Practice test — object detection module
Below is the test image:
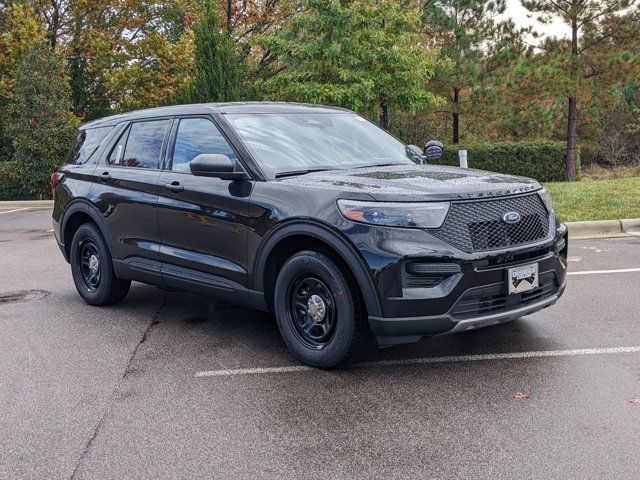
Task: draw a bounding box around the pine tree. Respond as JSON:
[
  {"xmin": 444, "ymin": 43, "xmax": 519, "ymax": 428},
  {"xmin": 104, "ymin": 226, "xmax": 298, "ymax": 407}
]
[
  {"xmin": 422, "ymin": 0, "xmax": 519, "ymax": 144},
  {"xmin": 522, "ymin": 0, "xmax": 637, "ymax": 181},
  {"xmin": 180, "ymin": 1, "xmax": 244, "ymax": 103}
]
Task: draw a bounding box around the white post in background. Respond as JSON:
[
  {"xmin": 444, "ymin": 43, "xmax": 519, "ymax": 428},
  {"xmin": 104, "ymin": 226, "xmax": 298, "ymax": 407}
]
[{"xmin": 458, "ymin": 149, "xmax": 468, "ymax": 168}]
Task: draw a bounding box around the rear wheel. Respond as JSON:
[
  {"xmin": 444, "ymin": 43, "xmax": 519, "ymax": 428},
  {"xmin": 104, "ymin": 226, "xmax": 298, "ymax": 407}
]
[
  {"xmin": 274, "ymin": 251, "xmax": 364, "ymax": 368},
  {"xmin": 70, "ymin": 223, "xmax": 130, "ymax": 306}
]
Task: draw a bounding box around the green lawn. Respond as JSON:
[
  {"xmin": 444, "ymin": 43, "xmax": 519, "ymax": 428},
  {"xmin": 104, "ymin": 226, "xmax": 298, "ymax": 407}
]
[{"xmin": 545, "ymin": 177, "xmax": 640, "ymax": 222}]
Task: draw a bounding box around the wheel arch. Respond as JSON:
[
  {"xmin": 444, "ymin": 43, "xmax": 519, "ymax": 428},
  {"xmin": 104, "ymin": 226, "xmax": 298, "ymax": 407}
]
[
  {"xmin": 252, "ymin": 221, "xmax": 382, "ymax": 317},
  {"xmin": 60, "ymin": 200, "xmax": 116, "ymax": 261}
]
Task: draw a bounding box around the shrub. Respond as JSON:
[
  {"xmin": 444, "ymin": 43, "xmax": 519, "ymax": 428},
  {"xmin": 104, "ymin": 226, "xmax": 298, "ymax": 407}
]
[
  {"xmin": 436, "ymin": 141, "xmax": 579, "ymax": 182},
  {"xmin": 0, "ymin": 160, "xmax": 30, "ymax": 201},
  {"xmin": 579, "ymin": 142, "xmax": 603, "ymax": 166}
]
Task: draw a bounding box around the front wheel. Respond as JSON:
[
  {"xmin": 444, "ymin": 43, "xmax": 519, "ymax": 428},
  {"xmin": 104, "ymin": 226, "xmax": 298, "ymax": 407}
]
[
  {"xmin": 274, "ymin": 251, "xmax": 364, "ymax": 368},
  {"xmin": 70, "ymin": 223, "xmax": 131, "ymax": 306}
]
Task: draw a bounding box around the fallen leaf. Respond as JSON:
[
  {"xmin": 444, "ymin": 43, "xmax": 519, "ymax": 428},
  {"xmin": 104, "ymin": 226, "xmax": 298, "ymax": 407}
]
[
  {"xmin": 630, "ymin": 397, "xmax": 640, "ymax": 404},
  {"xmin": 513, "ymin": 392, "xmax": 531, "ymax": 399}
]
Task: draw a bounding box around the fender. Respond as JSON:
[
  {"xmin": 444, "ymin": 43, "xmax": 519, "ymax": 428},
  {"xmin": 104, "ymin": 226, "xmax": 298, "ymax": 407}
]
[
  {"xmin": 252, "ymin": 220, "xmax": 382, "ymax": 317},
  {"xmin": 60, "ymin": 199, "xmax": 117, "ymax": 261}
]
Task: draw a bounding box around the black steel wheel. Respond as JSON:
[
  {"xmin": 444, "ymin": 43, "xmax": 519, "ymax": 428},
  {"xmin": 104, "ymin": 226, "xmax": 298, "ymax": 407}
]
[
  {"xmin": 274, "ymin": 250, "xmax": 365, "ymax": 368},
  {"xmin": 78, "ymin": 239, "xmax": 102, "ymax": 292},
  {"xmin": 288, "ymin": 276, "xmax": 337, "ymax": 348},
  {"xmin": 70, "ymin": 223, "xmax": 130, "ymax": 306}
]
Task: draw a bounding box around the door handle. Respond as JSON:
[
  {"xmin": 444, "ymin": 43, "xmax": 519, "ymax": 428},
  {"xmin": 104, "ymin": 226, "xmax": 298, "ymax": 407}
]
[
  {"xmin": 164, "ymin": 181, "xmax": 184, "ymax": 193},
  {"xmin": 99, "ymin": 172, "xmax": 111, "ymax": 182}
]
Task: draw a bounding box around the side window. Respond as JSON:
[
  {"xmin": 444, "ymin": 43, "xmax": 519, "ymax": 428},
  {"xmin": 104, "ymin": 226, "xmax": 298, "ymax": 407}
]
[
  {"xmin": 171, "ymin": 118, "xmax": 237, "ymax": 172},
  {"xmin": 108, "ymin": 119, "xmax": 169, "ymax": 168},
  {"xmin": 108, "ymin": 127, "xmax": 129, "ymax": 166},
  {"xmin": 68, "ymin": 126, "xmax": 113, "ymax": 165}
]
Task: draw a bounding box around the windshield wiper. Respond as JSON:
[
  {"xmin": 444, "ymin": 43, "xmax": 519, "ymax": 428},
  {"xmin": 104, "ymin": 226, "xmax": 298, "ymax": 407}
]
[
  {"xmin": 275, "ymin": 163, "xmax": 403, "ymax": 178},
  {"xmin": 351, "ymin": 162, "xmax": 404, "ymax": 169},
  {"xmin": 274, "ymin": 168, "xmax": 331, "ymax": 178}
]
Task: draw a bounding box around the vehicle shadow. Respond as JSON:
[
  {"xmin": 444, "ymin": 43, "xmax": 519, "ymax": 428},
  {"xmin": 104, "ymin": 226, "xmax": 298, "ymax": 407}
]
[{"xmin": 136, "ymin": 284, "xmax": 567, "ymax": 367}]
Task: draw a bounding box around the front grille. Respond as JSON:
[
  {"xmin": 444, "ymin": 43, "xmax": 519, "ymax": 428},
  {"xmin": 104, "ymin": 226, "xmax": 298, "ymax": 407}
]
[
  {"xmin": 430, "ymin": 194, "xmax": 551, "ymax": 252},
  {"xmin": 474, "ymin": 246, "xmax": 552, "ymax": 270},
  {"xmin": 451, "ymin": 272, "xmax": 557, "ymax": 320}
]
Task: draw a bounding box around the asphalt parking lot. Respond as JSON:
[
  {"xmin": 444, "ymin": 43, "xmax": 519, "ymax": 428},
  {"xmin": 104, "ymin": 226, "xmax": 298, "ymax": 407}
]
[{"xmin": 1, "ymin": 207, "xmax": 639, "ymax": 479}]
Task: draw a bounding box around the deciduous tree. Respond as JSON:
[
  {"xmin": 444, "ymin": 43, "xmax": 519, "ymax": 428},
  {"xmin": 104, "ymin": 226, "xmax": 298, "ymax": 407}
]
[
  {"xmin": 263, "ymin": 0, "xmax": 440, "ymax": 129},
  {"xmin": 5, "ymin": 43, "xmax": 79, "ymax": 198}
]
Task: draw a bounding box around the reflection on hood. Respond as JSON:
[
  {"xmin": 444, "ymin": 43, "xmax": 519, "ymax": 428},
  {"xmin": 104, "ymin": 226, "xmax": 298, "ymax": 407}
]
[{"xmin": 276, "ymin": 164, "xmax": 540, "ymax": 201}]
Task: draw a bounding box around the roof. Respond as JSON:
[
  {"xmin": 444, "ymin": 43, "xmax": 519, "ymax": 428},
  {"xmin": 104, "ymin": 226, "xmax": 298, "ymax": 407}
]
[{"xmin": 81, "ymin": 102, "xmax": 352, "ymax": 129}]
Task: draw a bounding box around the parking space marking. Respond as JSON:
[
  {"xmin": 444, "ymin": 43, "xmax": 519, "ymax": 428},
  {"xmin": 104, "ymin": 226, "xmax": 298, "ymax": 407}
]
[
  {"xmin": 195, "ymin": 346, "xmax": 640, "ymax": 378},
  {"xmin": 0, "ymin": 208, "xmax": 30, "ymax": 215},
  {"xmin": 568, "ymin": 268, "xmax": 640, "ymax": 276}
]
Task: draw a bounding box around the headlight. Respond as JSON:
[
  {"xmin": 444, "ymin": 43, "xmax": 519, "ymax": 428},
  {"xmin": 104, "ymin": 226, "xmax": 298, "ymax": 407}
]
[
  {"xmin": 538, "ymin": 187, "xmax": 553, "ymax": 212},
  {"xmin": 337, "ymin": 200, "xmax": 450, "ymax": 228}
]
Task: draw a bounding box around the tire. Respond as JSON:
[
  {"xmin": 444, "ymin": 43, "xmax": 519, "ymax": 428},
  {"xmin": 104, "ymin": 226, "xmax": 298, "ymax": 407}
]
[
  {"xmin": 70, "ymin": 223, "xmax": 130, "ymax": 306},
  {"xmin": 274, "ymin": 250, "xmax": 365, "ymax": 368}
]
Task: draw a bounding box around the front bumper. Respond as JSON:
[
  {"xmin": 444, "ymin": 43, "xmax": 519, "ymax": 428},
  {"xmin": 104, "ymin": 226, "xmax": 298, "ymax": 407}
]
[
  {"xmin": 370, "ymin": 281, "xmax": 565, "ymax": 346},
  {"xmin": 362, "ymin": 222, "xmax": 568, "ymax": 346}
]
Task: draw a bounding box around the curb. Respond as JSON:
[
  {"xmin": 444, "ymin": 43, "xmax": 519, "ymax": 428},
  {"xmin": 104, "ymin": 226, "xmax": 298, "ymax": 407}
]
[
  {"xmin": 0, "ymin": 200, "xmax": 54, "ymax": 208},
  {"xmin": 567, "ymin": 218, "xmax": 640, "ymax": 239}
]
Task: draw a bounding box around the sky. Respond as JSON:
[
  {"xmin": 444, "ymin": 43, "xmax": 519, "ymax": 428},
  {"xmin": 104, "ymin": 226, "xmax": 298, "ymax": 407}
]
[{"xmin": 502, "ymin": 0, "xmax": 571, "ymax": 39}]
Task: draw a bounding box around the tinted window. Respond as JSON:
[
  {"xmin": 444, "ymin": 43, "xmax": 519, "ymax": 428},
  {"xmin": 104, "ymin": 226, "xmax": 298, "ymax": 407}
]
[
  {"xmin": 108, "ymin": 120, "xmax": 169, "ymax": 168},
  {"xmin": 108, "ymin": 127, "xmax": 129, "ymax": 166},
  {"xmin": 68, "ymin": 126, "xmax": 113, "ymax": 165},
  {"xmin": 171, "ymin": 118, "xmax": 236, "ymax": 172}
]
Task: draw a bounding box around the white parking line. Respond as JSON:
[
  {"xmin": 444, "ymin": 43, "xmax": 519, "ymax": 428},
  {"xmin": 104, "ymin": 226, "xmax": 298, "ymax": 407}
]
[
  {"xmin": 195, "ymin": 346, "xmax": 640, "ymax": 378},
  {"xmin": 568, "ymin": 268, "xmax": 640, "ymax": 276},
  {"xmin": 0, "ymin": 208, "xmax": 30, "ymax": 215}
]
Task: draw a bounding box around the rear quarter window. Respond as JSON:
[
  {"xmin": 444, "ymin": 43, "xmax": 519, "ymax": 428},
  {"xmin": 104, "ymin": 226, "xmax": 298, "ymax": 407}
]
[{"xmin": 68, "ymin": 126, "xmax": 113, "ymax": 165}]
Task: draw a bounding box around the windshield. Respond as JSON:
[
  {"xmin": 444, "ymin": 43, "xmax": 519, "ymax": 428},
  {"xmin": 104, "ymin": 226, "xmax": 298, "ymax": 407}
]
[{"xmin": 225, "ymin": 112, "xmax": 417, "ymax": 177}]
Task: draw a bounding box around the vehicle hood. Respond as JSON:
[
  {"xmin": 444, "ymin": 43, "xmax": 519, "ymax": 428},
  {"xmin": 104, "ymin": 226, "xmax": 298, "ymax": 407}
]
[{"xmin": 275, "ymin": 164, "xmax": 541, "ymax": 201}]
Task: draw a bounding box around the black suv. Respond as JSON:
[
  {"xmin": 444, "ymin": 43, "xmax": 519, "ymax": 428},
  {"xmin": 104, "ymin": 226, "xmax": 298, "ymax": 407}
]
[{"xmin": 52, "ymin": 102, "xmax": 567, "ymax": 367}]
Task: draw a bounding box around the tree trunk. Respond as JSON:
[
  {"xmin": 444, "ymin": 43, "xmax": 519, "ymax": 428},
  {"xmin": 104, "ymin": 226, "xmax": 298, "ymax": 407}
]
[
  {"xmin": 379, "ymin": 103, "xmax": 389, "ymax": 130},
  {"xmin": 452, "ymin": 87, "xmax": 460, "ymax": 144},
  {"xmin": 566, "ymin": 94, "xmax": 578, "ymax": 181},
  {"xmin": 565, "ymin": 15, "xmax": 579, "ymax": 182},
  {"xmin": 227, "ymin": 0, "xmax": 233, "ymax": 35},
  {"xmin": 49, "ymin": 3, "xmax": 60, "ymax": 50}
]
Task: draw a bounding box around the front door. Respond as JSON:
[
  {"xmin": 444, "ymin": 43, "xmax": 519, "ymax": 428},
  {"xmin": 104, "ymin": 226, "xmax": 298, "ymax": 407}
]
[{"xmin": 156, "ymin": 116, "xmax": 252, "ymax": 302}]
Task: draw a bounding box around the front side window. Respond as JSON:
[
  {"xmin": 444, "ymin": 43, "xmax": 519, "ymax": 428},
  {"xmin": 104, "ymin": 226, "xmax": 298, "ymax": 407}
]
[
  {"xmin": 108, "ymin": 119, "xmax": 169, "ymax": 168},
  {"xmin": 171, "ymin": 118, "xmax": 237, "ymax": 172},
  {"xmin": 225, "ymin": 113, "xmax": 414, "ymax": 177},
  {"xmin": 68, "ymin": 126, "xmax": 113, "ymax": 165}
]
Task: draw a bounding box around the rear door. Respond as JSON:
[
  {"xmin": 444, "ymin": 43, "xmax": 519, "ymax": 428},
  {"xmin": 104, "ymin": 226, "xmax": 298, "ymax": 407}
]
[
  {"xmin": 156, "ymin": 115, "xmax": 252, "ymax": 300},
  {"xmin": 90, "ymin": 118, "xmax": 170, "ymax": 282}
]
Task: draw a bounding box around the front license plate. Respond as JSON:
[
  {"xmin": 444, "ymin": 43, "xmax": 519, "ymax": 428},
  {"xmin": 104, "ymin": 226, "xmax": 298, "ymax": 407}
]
[{"xmin": 508, "ymin": 263, "xmax": 539, "ymax": 294}]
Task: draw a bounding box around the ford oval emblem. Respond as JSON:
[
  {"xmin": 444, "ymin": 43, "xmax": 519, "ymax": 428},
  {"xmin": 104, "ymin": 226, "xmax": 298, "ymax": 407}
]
[{"xmin": 503, "ymin": 211, "xmax": 521, "ymax": 224}]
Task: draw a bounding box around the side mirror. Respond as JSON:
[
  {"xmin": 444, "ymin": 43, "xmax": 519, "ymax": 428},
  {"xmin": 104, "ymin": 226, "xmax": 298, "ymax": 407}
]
[
  {"xmin": 189, "ymin": 154, "xmax": 249, "ymax": 181},
  {"xmin": 407, "ymin": 145, "xmax": 426, "ymax": 164},
  {"xmin": 424, "ymin": 140, "xmax": 444, "ymax": 162}
]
